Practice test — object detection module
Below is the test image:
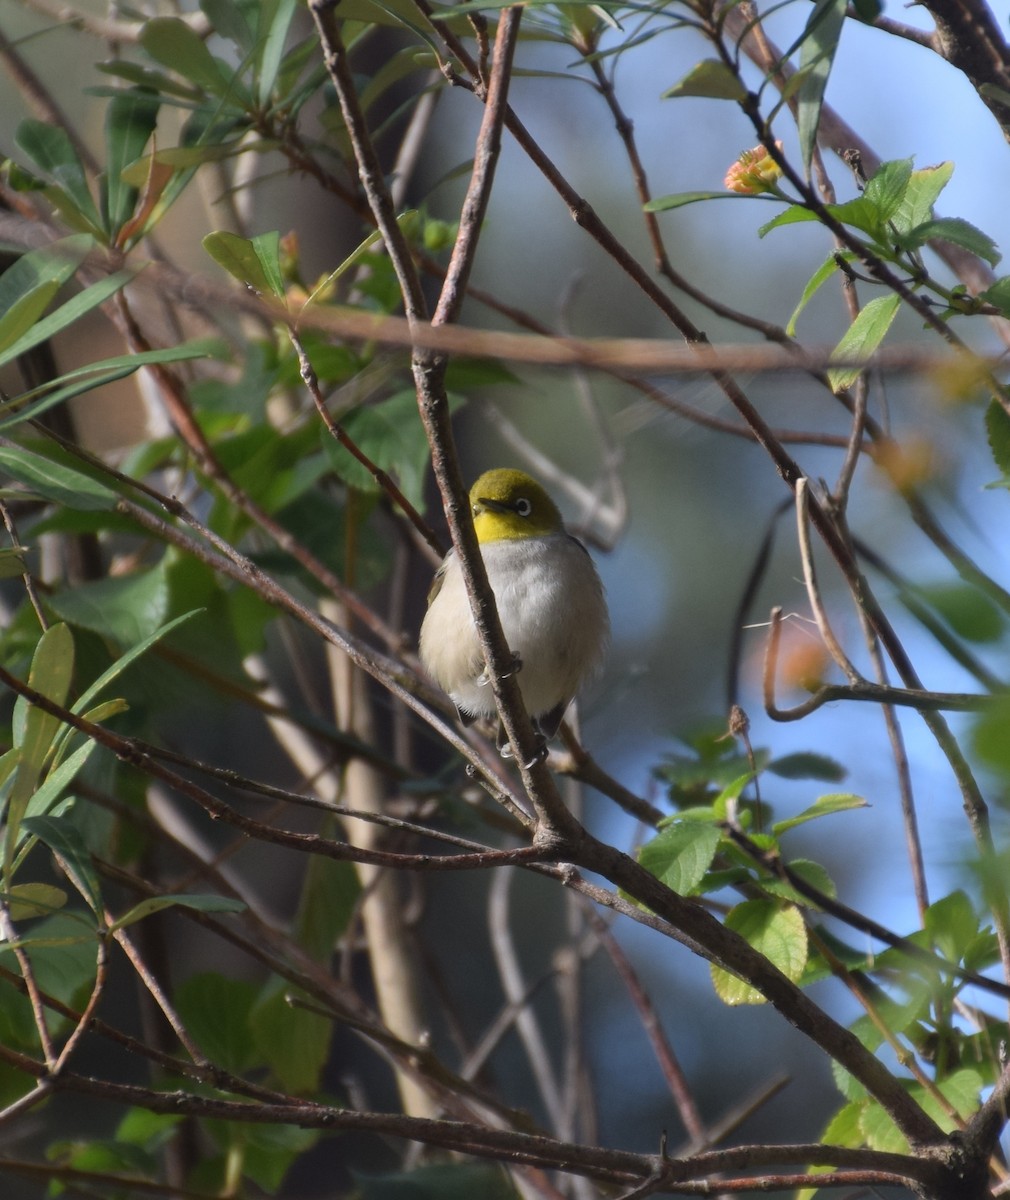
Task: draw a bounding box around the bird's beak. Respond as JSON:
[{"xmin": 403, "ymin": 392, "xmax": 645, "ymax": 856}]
[{"xmin": 474, "ymin": 496, "xmax": 510, "ymax": 515}]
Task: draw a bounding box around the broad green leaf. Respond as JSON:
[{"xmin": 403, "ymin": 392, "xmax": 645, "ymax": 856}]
[
  {"xmin": 772, "ymin": 792, "xmax": 866, "ymax": 836},
  {"xmin": 662, "ymin": 59, "xmax": 746, "ymax": 101},
  {"xmin": 294, "ymin": 855, "xmax": 360, "ymax": 962},
  {"xmin": 140, "ymin": 18, "xmax": 233, "ymax": 97},
  {"xmin": 711, "ymin": 901, "xmax": 808, "ymax": 1005},
  {"xmin": 919, "ymin": 581, "xmax": 1004, "ymax": 644},
  {"xmin": 0, "ymin": 269, "xmax": 138, "ymax": 371},
  {"xmin": 46, "ymin": 562, "xmax": 171, "ymax": 646},
  {"xmin": 203, "ymin": 230, "xmax": 285, "ymax": 297},
  {"xmin": 103, "ymin": 88, "xmax": 161, "ymax": 233},
  {"xmin": 110, "ymin": 893, "xmax": 246, "ymax": 931},
  {"xmin": 892, "ymin": 162, "xmax": 953, "ymax": 234},
  {"xmin": 3, "ymin": 882, "xmax": 67, "ymax": 921},
  {"xmin": 862, "ymin": 157, "xmax": 914, "ymax": 225},
  {"xmin": 762, "ymin": 858, "xmax": 837, "ymax": 904},
  {"xmin": 981, "ymin": 277, "xmax": 1010, "ymax": 319},
  {"xmin": 924, "ymin": 890, "xmax": 978, "ymax": 963},
  {"xmin": 250, "ymin": 979, "xmax": 331, "ymax": 1093},
  {"xmin": 902, "ymin": 216, "xmax": 1001, "ymax": 267},
  {"xmin": 638, "ymin": 822, "xmax": 721, "ymax": 895},
  {"xmin": 827, "ymin": 293, "xmax": 901, "ymax": 392},
  {"xmin": 767, "ymin": 752, "xmax": 845, "ymax": 782},
  {"xmin": 14, "ymin": 120, "xmax": 102, "ymax": 231},
  {"xmin": 0, "ymin": 912, "xmax": 99, "ymax": 1007},
  {"xmin": 0, "ymin": 548, "xmax": 27, "ymax": 580},
  {"xmin": 0, "ymin": 446, "xmax": 116, "ymax": 511},
  {"xmin": 20, "ymin": 816, "xmax": 102, "ymax": 914},
  {"xmin": 795, "ymin": 0, "xmax": 846, "ymax": 173},
  {"xmin": 985, "ymin": 397, "xmax": 1010, "ymax": 477},
  {"xmin": 175, "ymin": 973, "xmax": 259, "ymax": 1071},
  {"xmin": 796, "ymin": 1102, "xmax": 864, "ymax": 1198}
]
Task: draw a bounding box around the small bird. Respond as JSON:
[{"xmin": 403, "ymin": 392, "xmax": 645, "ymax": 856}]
[{"xmin": 419, "ymin": 468, "xmax": 609, "ymax": 756}]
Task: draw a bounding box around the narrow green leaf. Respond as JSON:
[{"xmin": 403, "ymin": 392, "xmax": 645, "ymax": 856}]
[
  {"xmin": 21, "ymin": 816, "xmax": 102, "ymax": 914},
  {"xmin": 140, "ymin": 18, "xmax": 233, "ymax": 97},
  {"xmin": 638, "ymin": 822, "xmax": 721, "ymax": 895},
  {"xmin": 200, "ymin": 0, "xmax": 254, "ymax": 53},
  {"xmin": 645, "ymin": 191, "xmax": 765, "ymax": 213},
  {"xmin": 772, "ymin": 792, "xmax": 867, "ymax": 836},
  {"xmin": 14, "ymin": 120, "xmax": 102, "ymax": 230},
  {"xmin": 110, "ymin": 893, "xmax": 246, "ymax": 931},
  {"xmin": 796, "ymin": 0, "xmax": 846, "ymax": 173},
  {"xmin": 661, "ymin": 59, "xmax": 746, "ymax": 101},
  {"xmin": 0, "ymin": 445, "xmax": 116, "ymax": 511},
  {"xmin": 711, "ymin": 901, "xmax": 808, "ymax": 1005},
  {"xmin": 6, "ymin": 625, "xmax": 76, "ymax": 881},
  {"xmin": 759, "ymin": 204, "xmax": 818, "ymax": 237},
  {"xmin": 0, "ymin": 548, "xmax": 28, "ymax": 580},
  {"xmin": 0, "ymin": 282, "xmax": 60, "ymax": 356},
  {"xmin": 0, "ymin": 269, "xmax": 138, "ymax": 371},
  {"xmin": 103, "ymin": 88, "xmax": 162, "ymax": 233},
  {"xmin": 827, "ymin": 293, "xmax": 901, "ymax": 392},
  {"xmin": 258, "ymin": 0, "xmax": 297, "ymax": 106},
  {"xmin": 0, "ymin": 341, "xmax": 219, "ymax": 432},
  {"xmin": 203, "ymin": 230, "xmax": 285, "ymax": 297},
  {"xmin": 784, "ymin": 251, "xmax": 850, "ymax": 335}
]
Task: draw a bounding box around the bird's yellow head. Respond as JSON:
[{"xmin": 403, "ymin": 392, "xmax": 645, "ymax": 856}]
[{"xmin": 469, "ymin": 469, "xmax": 564, "ymax": 543}]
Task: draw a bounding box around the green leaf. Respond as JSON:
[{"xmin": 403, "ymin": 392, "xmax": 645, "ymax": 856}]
[
  {"xmin": 902, "ymin": 217, "xmax": 1001, "ymax": 267},
  {"xmin": 14, "ymin": 120, "xmax": 102, "ymax": 231},
  {"xmin": 861, "ymin": 158, "xmax": 913, "ymax": 225},
  {"xmin": 796, "ymin": 0, "xmax": 846, "ymax": 173},
  {"xmin": 924, "ymin": 890, "xmax": 978, "ymax": 963},
  {"xmin": 20, "ymin": 816, "xmax": 102, "ymax": 914},
  {"xmin": 140, "ymin": 18, "xmax": 233, "ymax": 97},
  {"xmin": 784, "ymin": 251, "xmax": 852, "ymax": 336},
  {"xmin": 827, "ymin": 293, "xmax": 901, "ymax": 393},
  {"xmin": 772, "ymin": 792, "xmax": 867, "ymax": 836},
  {"xmin": 294, "ymin": 855, "xmax": 361, "ymax": 962},
  {"xmin": 767, "ymin": 752, "xmax": 846, "ymax": 782},
  {"xmin": 201, "ymin": 0, "xmax": 254, "ymax": 53},
  {"xmin": 0, "ymin": 445, "xmax": 116, "ymax": 511},
  {"xmin": 46, "ymin": 562, "xmax": 172, "ymax": 646},
  {"xmin": 103, "ymin": 88, "xmax": 161, "ymax": 233},
  {"xmin": 711, "ymin": 901, "xmax": 808, "ymax": 1005},
  {"xmin": 175, "ymin": 972, "xmax": 259, "ymax": 1072},
  {"xmin": 918, "ymin": 581, "xmax": 1005, "ymax": 644},
  {"xmin": 6, "ymin": 624, "xmax": 75, "ymax": 881},
  {"xmin": 0, "ymin": 340, "xmax": 220, "ymax": 431},
  {"xmin": 250, "ymin": 979, "xmax": 331, "ymax": 1093},
  {"xmin": 203, "ymin": 230, "xmax": 285, "ymax": 297},
  {"xmin": 759, "ymin": 203, "xmax": 820, "ymax": 237},
  {"xmin": 0, "ymin": 281, "xmax": 60, "ymax": 357},
  {"xmin": 980, "ymin": 277, "xmax": 1010, "ymax": 319},
  {"xmin": 3, "ymin": 882, "xmax": 68, "ymax": 921},
  {"xmin": 645, "ymin": 190, "xmax": 768, "ymax": 213},
  {"xmin": 661, "ymin": 59, "xmax": 746, "ymax": 101},
  {"xmin": 892, "ymin": 161, "xmax": 953, "ymax": 234},
  {"xmin": 258, "ymin": 0, "xmax": 298, "ymax": 106},
  {"xmin": 110, "ymin": 893, "xmax": 246, "ymax": 931},
  {"xmin": 0, "ymin": 235, "xmax": 94, "ymax": 355},
  {"xmin": 0, "ymin": 269, "xmax": 138, "ymax": 371},
  {"xmin": 971, "ymin": 693, "xmax": 1010, "ymax": 775},
  {"xmin": 638, "ymin": 822, "xmax": 721, "ymax": 895},
  {"xmin": 985, "ymin": 397, "xmax": 1010, "ymax": 477},
  {"xmin": 762, "ymin": 858, "xmax": 837, "ymax": 905}
]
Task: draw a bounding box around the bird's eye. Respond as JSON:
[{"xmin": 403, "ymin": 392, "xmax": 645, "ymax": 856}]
[{"xmin": 514, "ymin": 497, "xmax": 532, "ymax": 517}]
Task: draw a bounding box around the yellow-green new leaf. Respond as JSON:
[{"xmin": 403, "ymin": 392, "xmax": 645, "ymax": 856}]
[{"xmin": 711, "ymin": 901, "xmax": 808, "ymax": 1005}]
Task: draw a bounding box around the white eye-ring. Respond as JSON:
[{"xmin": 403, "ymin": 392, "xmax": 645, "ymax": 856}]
[{"xmin": 514, "ymin": 497, "xmax": 532, "ymax": 517}]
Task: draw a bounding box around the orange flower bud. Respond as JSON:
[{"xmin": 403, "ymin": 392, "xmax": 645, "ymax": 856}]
[{"xmin": 724, "ymin": 141, "xmax": 784, "ymax": 194}]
